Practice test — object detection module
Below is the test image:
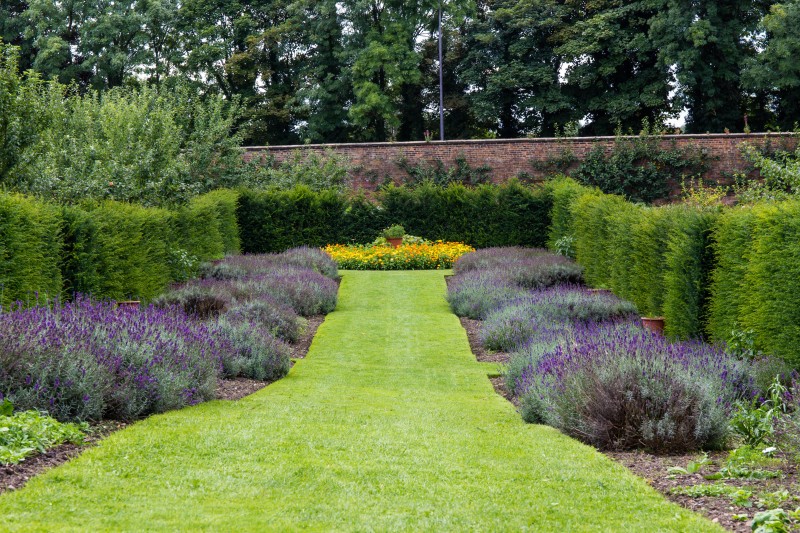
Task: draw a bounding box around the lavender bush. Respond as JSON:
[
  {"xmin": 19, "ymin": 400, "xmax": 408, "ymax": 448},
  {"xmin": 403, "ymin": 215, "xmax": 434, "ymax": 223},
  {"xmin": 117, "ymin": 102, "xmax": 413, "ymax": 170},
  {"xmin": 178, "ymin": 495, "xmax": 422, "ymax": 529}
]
[
  {"xmin": 152, "ymin": 281, "xmax": 233, "ymax": 318},
  {"xmin": 453, "ymin": 247, "xmax": 583, "ymax": 288},
  {"xmin": 212, "ymin": 247, "xmax": 338, "ymax": 280},
  {"xmin": 0, "ymin": 299, "xmax": 223, "ymax": 421},
  {"xmin": 514, "ymin": 322, "xmax": 755, "ymax": 453},
  {"xmin": 480, "ymin": 287, "xmax": 638, "ymax": 352},
  {"xmin": 230, "ymin": 268, "xmax": 338, "ymax": 316},
  {"xmin": 452, "ymin": 247, "xmax": 551, "ymax": 274},
  {"xmin": 225, "ymin": 298, "xmax": 302, "ymax": 343},
  {"xmin": 446, "ymin": 270, "xmax": 524, "ymax": 320},
  {"xmin": 213, "ymin": 318, "xmax": 291, "ymax": 381}
]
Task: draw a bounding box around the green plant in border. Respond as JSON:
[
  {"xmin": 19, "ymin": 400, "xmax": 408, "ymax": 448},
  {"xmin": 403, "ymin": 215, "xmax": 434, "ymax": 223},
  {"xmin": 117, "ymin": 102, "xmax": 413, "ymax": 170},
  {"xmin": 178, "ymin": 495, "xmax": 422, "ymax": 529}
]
[
  {"xmin": 751, "ymin": 508, "xmax": 791, "ymax": 533},
  {"xmin": 382, "ymin": 224, "xmax": 405, "ymax": 239}
]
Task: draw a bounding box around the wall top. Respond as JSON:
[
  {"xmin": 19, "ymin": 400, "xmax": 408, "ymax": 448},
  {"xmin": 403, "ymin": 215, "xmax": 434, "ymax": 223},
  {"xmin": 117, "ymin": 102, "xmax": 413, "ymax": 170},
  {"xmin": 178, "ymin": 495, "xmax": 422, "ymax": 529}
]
[{"xmin": 243, "ymin": 132, "xmax": 797, "ymax": 151}]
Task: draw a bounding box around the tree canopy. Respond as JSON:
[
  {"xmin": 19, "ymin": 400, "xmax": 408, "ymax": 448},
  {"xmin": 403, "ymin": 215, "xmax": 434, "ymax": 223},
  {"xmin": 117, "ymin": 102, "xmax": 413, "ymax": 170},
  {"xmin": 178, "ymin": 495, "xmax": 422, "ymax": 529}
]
[{"xmin": 3, "ymin": 0, "xmax": 797, "ymax": 143}]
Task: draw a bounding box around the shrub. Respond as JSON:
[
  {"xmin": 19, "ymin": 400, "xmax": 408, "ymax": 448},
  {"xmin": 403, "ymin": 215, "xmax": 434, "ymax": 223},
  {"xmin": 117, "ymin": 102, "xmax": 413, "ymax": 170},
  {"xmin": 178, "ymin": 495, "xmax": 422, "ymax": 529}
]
[
  {"xmin": 481, "ymin": 287, "xmax": 638, "ymax": 352},
  {"xmin": 225, "ymin": 299, "xmax": 302, "ymax": 343},
  {"xmin": 152, "ymin": 281, "xmax": 233, "ymax": 319},
  {"xmin": 0, "ymin": 193, "xmax": 63, "ymax": 307},
  {"xmin": 446, "ymin": 270, "xmax": 524, "ymax": 320},
  {"xmin": 231, "ymin": 268, "xmax": 338, "ymax": 316},
  {"xmin": 0, "ymin": 299, "xmax": 222, "ymax": 422},
  {"xmin": 213, "ymin": 318, "xmax": 291, "ymax": 381},
  {"xmin": 452, "ymin": 247, "xmax": 550, "ymax": 274},
  {"xmin": 515, "ymin": 322, "xmax": 753, "ymax": 453},
  {"xmin": 545, "ymin": 176, "xmax": 595, "ymax": 249},
  {"xmin": 279, "ymin": 246, "xmax": 339, "ymax": 279},
  {"xmin": 61, "ymin": 201, "xmax": 174, "ymax": 301}
]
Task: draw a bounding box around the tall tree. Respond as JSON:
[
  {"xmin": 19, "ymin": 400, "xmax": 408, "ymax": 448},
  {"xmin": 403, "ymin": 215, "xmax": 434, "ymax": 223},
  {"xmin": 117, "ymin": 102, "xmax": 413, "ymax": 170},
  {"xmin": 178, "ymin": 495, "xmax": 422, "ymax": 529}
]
[
  {"xmin": 650, "ymin": 0, "xmax": 765, "ymax": 133},
  {"xmin": 742, "ymin": 0, "xmax": 800, "ymax": 130}
]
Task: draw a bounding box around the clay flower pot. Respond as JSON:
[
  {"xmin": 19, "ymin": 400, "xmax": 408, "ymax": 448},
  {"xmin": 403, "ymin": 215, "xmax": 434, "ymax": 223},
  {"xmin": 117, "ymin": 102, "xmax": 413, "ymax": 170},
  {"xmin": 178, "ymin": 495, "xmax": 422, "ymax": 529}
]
[
  {"xmin": 641, "ymin": 316, "xmax": 665, "ymax": 336},
  {"xmin": 387, "ymin": 237, "xmax": 403, "ymax": 248}
]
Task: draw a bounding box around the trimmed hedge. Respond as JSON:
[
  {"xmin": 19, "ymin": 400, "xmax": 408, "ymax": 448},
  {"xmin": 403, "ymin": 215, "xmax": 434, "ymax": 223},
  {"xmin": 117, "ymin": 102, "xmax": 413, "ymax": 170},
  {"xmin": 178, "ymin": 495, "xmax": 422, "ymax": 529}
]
[
  {"xmin": 0, "ymin": 194, "xmax": 63, "ymax": 306},
  {"xmin": 551, "ymin": 179, "xmax": 720, "ymax": 340},
  {"xmin": 708, "ymin": 203, "xmax": 800, "ymax": 365},
  {"xmin": 2, "ymin": 189, "xmax": 240, "ymax": 303},
  {"xmin": 237, "ymin": 181, "xmax": 552, "ymax": 253}
]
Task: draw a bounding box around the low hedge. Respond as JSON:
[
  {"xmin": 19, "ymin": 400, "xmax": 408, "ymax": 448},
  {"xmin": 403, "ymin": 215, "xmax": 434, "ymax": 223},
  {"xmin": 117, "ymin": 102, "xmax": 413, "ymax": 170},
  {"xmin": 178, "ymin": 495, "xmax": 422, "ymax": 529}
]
[
  {"xmin": 237, "ymin": 181, "xmax": 553, "ymax": 253},
  {"xmin": 2, "ymin": 189, "xmax": 240, "ymax": 303}
]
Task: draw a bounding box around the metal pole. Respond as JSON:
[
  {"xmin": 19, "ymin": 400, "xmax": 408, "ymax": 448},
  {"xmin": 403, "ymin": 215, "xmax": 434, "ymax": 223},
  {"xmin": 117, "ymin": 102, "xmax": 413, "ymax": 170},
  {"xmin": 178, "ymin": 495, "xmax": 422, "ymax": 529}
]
[{"xmin": 438, "ymin": 2, "xmax": 444, "ymax": 141}]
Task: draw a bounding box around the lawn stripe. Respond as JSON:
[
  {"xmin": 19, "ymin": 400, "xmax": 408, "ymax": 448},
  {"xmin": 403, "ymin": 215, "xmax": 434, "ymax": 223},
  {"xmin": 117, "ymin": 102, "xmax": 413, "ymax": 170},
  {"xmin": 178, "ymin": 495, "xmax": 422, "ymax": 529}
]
[{"xmin": 0, "ymin": 271, "xmax": 719, "ymax": 532}]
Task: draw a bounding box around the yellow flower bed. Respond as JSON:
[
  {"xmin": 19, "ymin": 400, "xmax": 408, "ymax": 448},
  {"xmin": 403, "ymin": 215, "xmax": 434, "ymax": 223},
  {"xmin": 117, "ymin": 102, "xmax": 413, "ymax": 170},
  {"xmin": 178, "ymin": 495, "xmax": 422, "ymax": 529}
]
[{"xmin": 323, "ymin": 242, "xmax": 475, "ymax": 270}]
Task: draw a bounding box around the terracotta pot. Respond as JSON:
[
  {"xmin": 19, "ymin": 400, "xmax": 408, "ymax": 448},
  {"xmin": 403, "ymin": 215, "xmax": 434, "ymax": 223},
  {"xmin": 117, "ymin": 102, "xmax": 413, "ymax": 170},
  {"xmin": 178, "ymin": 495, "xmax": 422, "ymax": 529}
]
[
  {"xmin": 641, "ymin": 316, "xmax": 665, "ymax": 335},
  {"xmin": 387, "ymin": 237, "xmax": 403, "ymax": 248},
  {"xmin": 117, "ymin": 300, "xmax": 141, "ymax": 310}
]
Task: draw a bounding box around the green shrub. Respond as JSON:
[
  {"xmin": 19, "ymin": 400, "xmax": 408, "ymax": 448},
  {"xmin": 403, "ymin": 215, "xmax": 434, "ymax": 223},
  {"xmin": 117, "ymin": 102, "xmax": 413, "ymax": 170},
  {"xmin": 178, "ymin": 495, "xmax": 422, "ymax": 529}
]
[
  {"xmin": 176, "ymin": 189, "xmax": 241, "ymax": 263},
  {"xmin": 707, "ymin": 207, "xmax": 757, "ymax": 344},
  {"xmin": 61, "ymin": 201, "xmax": 174, "ymax": 300},
  {"xmin": 545, "ymin": 176, "xmax": 595, "ymax": 249},
  {"xmin": 740, "ymin": 201, "xmax": 800, "ymax": 365},
  {"xmin": 0, "ymin": 193, "xmax": 62, "ymax": 306},
  {"xmin": 570, "ymin": 191, "xmax": 624, "ymax": 288},
  {"xmin": 662, "ymin": 206, "xmax": 718, "ymax": 339}
]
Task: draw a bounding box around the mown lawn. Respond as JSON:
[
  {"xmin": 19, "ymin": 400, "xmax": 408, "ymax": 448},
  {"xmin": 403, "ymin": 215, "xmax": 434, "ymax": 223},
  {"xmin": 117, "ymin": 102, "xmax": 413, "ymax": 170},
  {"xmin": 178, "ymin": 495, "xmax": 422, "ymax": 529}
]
[{"xmin": 0, "ymin": 271, "xmax": 719, "ymax": 531}]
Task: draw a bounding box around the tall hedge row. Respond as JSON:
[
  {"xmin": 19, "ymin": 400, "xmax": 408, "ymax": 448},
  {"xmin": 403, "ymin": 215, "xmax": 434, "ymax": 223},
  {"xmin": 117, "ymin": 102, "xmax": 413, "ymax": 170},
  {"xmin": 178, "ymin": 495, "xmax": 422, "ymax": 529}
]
[
  {"xmin": 0, "ymin": 194, "xmax": 63, "ymax": 307},
  {"xmin": 551, "ymin": 177, "xmax": 800, "ymax": 366},
  {"xmin": 549, "ymin": 179, "xmax": 720, "ymax": 338},
  {"xmin": 1, "ymin": 190, "xmax": 240, "ymax": 303},
  {"xmin": 709, "ymin": 203, "xmax": 800, "ymax": 364},
  {"xmin": 237, "ymin": 181, "xmax": 553, "ymax": 253}
]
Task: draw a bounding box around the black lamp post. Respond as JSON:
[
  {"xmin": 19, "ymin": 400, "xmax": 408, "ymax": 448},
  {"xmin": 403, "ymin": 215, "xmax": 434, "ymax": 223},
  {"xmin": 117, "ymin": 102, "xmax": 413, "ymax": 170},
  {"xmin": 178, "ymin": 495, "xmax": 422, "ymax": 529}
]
[{"xmin": 438, "ymin": 1, "xmax": 444, "ymax": 141}]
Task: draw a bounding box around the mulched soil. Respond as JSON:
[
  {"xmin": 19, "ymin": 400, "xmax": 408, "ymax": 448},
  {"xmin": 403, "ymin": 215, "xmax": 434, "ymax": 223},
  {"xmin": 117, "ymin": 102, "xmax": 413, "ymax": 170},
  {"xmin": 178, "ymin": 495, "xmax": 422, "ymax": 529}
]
[
  {"xmin": 459, "ymin": 317, "xmax": 509, "ymax": 364},
  {"xmin": 0, "ymin": 420, "xmax": 126, "ymax": 496},
  {"xmin": 291, "ymin": 315, "xmax": 325, "ymax": 360},
  {"xmin": 608, "ymin": 450, "xmax": 800, "ymax": 532}
]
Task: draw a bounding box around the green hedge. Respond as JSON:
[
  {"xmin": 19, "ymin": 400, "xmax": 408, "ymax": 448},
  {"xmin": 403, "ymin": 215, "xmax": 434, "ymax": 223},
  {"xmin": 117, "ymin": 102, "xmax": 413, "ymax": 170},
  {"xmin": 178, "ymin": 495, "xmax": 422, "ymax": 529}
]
[
  {"xmin": 708, "ymin": 203, "xmax": 800, "ymax": 365},
  {"xmin": 551, "ymin": 179, "xmax": 719, "ymax": 340},
  {"xmin": 0, "ymin": 194, "xmax": 63, "ymax": 306},
  {"xmin": 2, "ymin": 189, "xmax": 239, "ymax": 303},
  {"xmin": 237, "ymin": 181, "xmax": 552, "ymax": 253}
]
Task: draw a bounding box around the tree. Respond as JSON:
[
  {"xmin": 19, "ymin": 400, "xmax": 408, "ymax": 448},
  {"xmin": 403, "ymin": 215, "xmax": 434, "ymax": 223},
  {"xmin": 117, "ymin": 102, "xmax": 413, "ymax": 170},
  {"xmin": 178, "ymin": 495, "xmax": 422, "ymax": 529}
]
[
  {"xmin": 650, "ymin": 0, "xmax": 764, "ymax": 133},
  {"xmin": 743, "ymin": 0, "xmax": 800, "ymax": 130}
]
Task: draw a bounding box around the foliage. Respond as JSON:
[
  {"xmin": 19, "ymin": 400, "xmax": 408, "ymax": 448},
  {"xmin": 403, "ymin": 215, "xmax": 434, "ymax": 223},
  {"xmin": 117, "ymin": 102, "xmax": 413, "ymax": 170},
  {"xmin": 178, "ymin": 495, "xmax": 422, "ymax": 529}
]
[
  {"xmin": 247, "ymin": 151, "xmax": 352, "ymax": 192},
  {"xmin": 0, "ymin": 49, "xmax": 247, "ymax": 207},
  {"xmin": 382, "ymin": 225, "xmax": 406, "ymax": 239},
  {"xmin": 0, "ymin": 409, "xmax": 86, "ymax": 465},
  {"xmin": 212, "ymin": 317, "xmax": 292, "ymax": 381},
  {"xmin": 0, "ymin": 193, "xmax": 62, "ymax": 307},
  {"xmin": 324, "ymin": 242, "xmax": 474, "ymax": 270},
  {"xmin": 395, "ymin": 155, "xmax": 492, "ymax": 187},
  {"xmin": 515, "ymin": 321, "xmax": 754, "ymax": 452},
  {"xmin": 237, "ymin": 181, "xmax": 553, "ymax": 253},
  {"xmin": 729, "ymin": 377, "xmax": 788, "ymax": 447},
  {"xmin": 0, "ymin": 298, "xmax": 223, "ymax": 421},
  {"xmin": 572, "ymin": 131, "xmax": 711, "ymax": 203}
]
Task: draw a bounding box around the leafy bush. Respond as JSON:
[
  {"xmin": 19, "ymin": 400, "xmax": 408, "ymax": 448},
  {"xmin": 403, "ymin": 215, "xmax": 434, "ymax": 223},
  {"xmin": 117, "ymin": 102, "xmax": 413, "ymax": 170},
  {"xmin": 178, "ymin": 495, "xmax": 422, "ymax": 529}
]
[
  {"xmin": 452, "ymin": 247, "xmax": 550, "ymax": 274},
  {"xmin": 515, "ymin": 322, "xmax": 753, "ymax": 453},
  {"xmin": 545, "ymin": 176, "xmax": 596, "ymax": 249},
  {"xmin": 395, "ymin": 155, "xmax": 492, "ymax": 187},
  {"xmin": 230, "ymin": 268, "xmax": 338, "ymax": 316},
  {"xmin": 152, "ymin": 281, "xmax": 233, "ymax": 319},
  {"xmin": 247, "ymin": 150, "xmax": 352, "ymax": 191},
  {"xmin": 446, "ymin": 270, "xmax": 525, "ymax": 320},
  {"xmin": 225, "ymin": 299, "xmax": 302, "ymax": 344},
  {"xmin": 0, "ymin": 408, "xmax": 86, "ymax": 465},
  {"xmin": 212, "ymin": 318, "xmax": 291, "ymax": 381}
]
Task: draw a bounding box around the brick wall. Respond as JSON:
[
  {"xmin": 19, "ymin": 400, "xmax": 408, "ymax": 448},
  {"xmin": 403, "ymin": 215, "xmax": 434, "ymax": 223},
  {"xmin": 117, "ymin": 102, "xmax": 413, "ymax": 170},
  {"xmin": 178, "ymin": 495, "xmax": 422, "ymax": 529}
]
[{"xmin": 243, "ymin": 133, "xmax": 797, "ymax": 194}]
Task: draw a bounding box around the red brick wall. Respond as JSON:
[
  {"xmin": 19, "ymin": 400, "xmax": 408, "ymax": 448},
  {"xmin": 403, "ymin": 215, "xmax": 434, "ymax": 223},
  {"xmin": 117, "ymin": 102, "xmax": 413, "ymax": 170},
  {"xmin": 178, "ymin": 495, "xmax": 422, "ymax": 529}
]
[{"xmin": 243, "ymin": 133, "xmax": 797, "ymax": 194}]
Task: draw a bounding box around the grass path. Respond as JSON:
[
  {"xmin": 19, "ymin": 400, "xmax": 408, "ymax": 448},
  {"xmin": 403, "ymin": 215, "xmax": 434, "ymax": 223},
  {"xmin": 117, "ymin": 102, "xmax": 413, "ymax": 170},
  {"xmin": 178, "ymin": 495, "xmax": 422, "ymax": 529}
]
[{"xmin": 0, "ymin": 271, "xmax": 719, "ymax": 531}]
